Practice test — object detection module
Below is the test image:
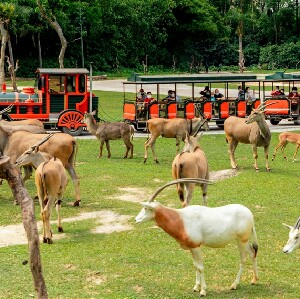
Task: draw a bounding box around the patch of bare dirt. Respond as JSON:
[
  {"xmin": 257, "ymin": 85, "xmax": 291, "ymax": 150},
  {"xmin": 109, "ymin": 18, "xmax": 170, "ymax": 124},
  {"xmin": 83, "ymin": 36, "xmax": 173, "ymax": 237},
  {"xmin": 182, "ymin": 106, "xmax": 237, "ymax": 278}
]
[
  {"xmin": 209, "ymin": 169, "xmax": 238, "ymax": 181},
  {"xmin": 86, "ymin": 272, "xmax": 107, "ymax": 285},
  {"xmin": 116, "ymin": 187, "xmax": 151, "ymax": 202},
  {"xmin": 0, "ymin": 210, "xmax": 133, "ymax": 248}
]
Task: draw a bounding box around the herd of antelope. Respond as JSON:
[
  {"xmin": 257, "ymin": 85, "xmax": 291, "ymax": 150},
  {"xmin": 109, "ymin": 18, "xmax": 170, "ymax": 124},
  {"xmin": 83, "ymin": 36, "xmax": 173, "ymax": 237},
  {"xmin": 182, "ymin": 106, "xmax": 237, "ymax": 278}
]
[{"xmin": 3, "ymin": 102, "xmax": 300, "ymax": 296}]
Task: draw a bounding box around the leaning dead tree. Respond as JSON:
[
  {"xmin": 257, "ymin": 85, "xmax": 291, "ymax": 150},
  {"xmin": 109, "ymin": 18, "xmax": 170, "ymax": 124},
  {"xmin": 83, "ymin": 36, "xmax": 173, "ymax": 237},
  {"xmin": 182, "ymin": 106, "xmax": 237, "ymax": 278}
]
[
  {"xmin": 36, "ymin": 0, "xmax": 67, "ymax": 68},
  {"xmin": 0, "ymin": 156, "xmax": 48, "ymax": 298},
  {"xmin": 6, "ymin": 55, "xmax": 18, "ymax": 91}
]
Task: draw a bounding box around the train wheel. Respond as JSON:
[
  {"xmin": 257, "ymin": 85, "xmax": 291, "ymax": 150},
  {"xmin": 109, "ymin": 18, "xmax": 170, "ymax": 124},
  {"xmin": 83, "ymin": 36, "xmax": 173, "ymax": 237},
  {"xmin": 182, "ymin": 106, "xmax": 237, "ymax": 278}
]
[
  {"xmin": 270, "ymin": 118, "xmax": 280, "ymax": 125},
  {"xmin": 58, "ymin": 110, "xmax": 84, "ymax": 136}
]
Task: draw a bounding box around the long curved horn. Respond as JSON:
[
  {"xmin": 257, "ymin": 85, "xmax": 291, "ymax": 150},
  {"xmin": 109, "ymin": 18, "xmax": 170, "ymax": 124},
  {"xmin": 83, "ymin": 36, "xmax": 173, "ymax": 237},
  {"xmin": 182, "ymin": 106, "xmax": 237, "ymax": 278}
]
[
  {"xmin": 0, "ymin": 104, "xmax": 14, "ymax": 115},
  {"xmin": 148, "ymin": 178, "xmax": 213, "ymax": 202},
  {"xmin": 294, "ymin": 216, "xmax": 300, "ymax": 229},
  {"xmin": 30, "ymin": 133, "xmax": 55, "ymax": 150},
  {"xmin": 256, "ymin": 101, "xmax": 279, "ymax": 111},
  {"xmin": 193, "ymin": 118, "xmax": 209, "ymax": 136}
]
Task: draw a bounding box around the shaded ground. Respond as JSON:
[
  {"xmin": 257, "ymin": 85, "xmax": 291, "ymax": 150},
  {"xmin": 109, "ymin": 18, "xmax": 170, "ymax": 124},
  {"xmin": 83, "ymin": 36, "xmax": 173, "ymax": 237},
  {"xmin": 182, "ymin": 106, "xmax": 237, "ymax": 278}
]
[{"xmin": 0, "ymin": 169, "xmax": 237, "ymax": 247}]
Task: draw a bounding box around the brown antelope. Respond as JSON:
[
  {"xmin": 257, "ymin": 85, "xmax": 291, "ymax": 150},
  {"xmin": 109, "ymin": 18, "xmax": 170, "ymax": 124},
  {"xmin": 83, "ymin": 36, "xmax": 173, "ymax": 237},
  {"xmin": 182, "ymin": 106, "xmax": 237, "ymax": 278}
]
[
  {"xmin": 172, "ymin": 133, "xmax": 209, "ymax": 206},
  {"xmin": 0, "ymin": 126, "xmax": 80, "ymax": 206},
  {"xmin": 15, "ymin": 133, "xmax": 55, "ymax": 168},
  {"xmin": 144, "ymin": 116, "xmax": 209, "ymax": 164},
  {"xmin": 35, "ymin": 157, "xmax": 68, "ymax": 244},
  {"xmin": 272, "ymin": 131, "xmax": 300, "ymax": 162},
  {"xmin": 83, "ymin": 111, "xmax": 134, "ymax": 159},
  {"xmin": 16, "ymin": 134, "xmax": 69, "ymax": 243},
  {"xmin": 224, "ymin": 102, "xmax": 275, "ymax": 171},
  {"xmin": 135, "ymin": 179, "xmax": 258, "ymax": 297},
  {"xmin": 0, "ymin": 104, "xmax": 44, "ymax": 128}
]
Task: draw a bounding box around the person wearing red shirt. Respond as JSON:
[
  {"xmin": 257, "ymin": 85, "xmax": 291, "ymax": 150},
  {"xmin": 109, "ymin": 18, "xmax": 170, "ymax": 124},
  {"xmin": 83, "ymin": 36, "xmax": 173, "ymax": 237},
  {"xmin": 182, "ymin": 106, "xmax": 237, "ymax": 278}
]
[
  {"xmin": 271, "ymin": 86, "xmax": 282, "ymax": 96},
  {"xmin": 289, "ymin": 87, "xmax": 300, "ymax": 98}
]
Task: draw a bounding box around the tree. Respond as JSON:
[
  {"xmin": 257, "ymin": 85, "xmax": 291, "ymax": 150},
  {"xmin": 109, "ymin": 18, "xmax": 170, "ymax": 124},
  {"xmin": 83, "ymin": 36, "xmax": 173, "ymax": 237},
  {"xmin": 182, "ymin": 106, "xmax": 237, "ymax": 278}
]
[
  {"xmin": 36, "ymin": 0, "xmax": 67, "ymax": 68},
  {"xmin": 0, "ymin": 3, "xmax": 14, "ymax": 90}
]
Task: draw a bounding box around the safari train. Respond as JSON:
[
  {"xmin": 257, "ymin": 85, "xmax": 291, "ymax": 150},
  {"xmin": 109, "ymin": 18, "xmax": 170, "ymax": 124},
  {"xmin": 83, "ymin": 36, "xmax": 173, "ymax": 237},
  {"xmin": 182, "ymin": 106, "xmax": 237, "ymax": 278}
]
[
  {"xmin": 122, "ymin": 72, "xmax": 300, "ymax": 130},
  {"xmin": 0, "ymin": 68, "xmax": 99, "ymax": 136}
]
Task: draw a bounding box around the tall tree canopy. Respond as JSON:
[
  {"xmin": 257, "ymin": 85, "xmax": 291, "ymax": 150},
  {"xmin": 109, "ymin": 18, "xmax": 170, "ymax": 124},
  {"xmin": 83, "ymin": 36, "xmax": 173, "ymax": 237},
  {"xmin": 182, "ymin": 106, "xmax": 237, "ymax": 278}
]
[{"xmin": 2, "ymin": 0, "xmax": 300, "ymax": 76}]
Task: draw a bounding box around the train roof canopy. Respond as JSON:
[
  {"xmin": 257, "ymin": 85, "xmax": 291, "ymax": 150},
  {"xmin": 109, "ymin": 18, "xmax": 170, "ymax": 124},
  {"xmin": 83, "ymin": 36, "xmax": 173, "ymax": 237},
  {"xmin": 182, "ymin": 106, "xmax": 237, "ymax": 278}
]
[
  {"xmin": 126, "ymin": 73, "xmax": 259, "ymax": 84},
  {"xmin": 36, "ymin": 68, "xmax": 89, "ymax": 75}
]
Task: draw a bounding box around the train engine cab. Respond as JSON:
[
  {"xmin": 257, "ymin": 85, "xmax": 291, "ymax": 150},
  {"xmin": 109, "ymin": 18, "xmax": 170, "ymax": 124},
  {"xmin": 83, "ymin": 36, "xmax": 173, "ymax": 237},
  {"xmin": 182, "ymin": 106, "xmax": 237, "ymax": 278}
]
[{"xmin": 0, "ymin": 68, "xmax": 98, "ymax": 136}]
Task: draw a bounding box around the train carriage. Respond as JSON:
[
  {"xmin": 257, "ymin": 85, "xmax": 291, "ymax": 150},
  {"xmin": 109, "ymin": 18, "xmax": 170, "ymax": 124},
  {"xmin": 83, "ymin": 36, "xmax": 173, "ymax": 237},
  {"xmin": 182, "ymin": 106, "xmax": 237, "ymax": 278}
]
[
  {"xmin": 123, "ymin": 72, "xmax": 300, "ymax": 129},
  {"xmin": 123, "ymin": 73, "xmax": 261, "ymax": 130},
  {"xmin": 0, "ymin": 68, "xmax": 98, "ymax": 136}
]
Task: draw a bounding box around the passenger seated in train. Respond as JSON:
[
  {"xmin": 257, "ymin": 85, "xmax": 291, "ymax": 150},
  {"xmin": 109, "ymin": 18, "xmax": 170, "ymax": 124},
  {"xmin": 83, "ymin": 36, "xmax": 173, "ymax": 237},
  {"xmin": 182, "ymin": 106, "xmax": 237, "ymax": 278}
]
[
  {"xmin": 199, "ymin": 86, "xmax": 211, "ymax": 100},
  {"xmin": 136, "ymin": 88, "xmax": 146, "ymax": 102},
  {"xmin": 289, "ymin": 87, "xmax": 300, "ymax": 98},
  {"xmin": 138, "ymin": 91, "xmax": 156, "ymax": 119},
  {"xmin": 213, "ymin": 88, "xmax": 224, "ymax": 114},
  {"xmin": 237, "ymin": 85, "xmax": 245, "ymax": 100},
  {"xmin": 271, "ymin": 86, "xmax": 283, "ymax": 96}
]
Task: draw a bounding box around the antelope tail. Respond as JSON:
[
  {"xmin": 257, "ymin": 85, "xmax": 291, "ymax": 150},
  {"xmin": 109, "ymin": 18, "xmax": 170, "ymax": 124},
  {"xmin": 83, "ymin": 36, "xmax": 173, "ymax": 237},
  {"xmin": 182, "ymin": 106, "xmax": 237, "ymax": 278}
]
[{"xmin": 251, "ymin": 224, "xmax": 259, "ymax": 258}]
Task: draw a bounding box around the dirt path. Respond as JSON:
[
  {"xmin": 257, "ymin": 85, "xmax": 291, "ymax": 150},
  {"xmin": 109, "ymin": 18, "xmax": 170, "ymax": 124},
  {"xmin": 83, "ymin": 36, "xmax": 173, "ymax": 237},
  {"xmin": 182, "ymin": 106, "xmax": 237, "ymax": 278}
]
[{"xmin": 0, "ymin": 169, "xmax": 237, "ymax": 247}]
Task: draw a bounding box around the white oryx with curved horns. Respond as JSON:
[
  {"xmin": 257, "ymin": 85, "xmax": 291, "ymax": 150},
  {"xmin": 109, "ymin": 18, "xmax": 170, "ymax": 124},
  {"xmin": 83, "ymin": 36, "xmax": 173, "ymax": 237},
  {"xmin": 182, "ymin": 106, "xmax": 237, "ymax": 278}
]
[
  {"xmin": 283, "ymin": 216, "xmax": 300, "ymax": 254},
  {"xmin": 135, "ymin": 179, "xmax": 259, "ymax": 297},
  {"xmin": 224, "ymin": 102, "xmax": 276, "ymax": 171},
  {"xmin": 144, "ymin": 115, "xmax": 209, "ymax": 164}
]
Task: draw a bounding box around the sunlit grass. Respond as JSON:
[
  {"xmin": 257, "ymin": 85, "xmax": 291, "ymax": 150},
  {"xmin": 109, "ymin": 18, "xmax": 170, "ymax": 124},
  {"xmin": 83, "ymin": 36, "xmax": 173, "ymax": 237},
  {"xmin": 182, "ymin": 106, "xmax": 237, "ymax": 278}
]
[{"xmin": 1, "ymin": 132, "xmax": 300, "ymax": 298}]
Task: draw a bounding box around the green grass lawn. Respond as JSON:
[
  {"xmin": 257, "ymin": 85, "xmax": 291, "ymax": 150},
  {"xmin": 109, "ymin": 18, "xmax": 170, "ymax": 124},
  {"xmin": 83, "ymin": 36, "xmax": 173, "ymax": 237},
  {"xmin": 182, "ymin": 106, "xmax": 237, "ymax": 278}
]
[{"xmin": 1, "ymin": 131, "xmax": 300, "ymax": 298}]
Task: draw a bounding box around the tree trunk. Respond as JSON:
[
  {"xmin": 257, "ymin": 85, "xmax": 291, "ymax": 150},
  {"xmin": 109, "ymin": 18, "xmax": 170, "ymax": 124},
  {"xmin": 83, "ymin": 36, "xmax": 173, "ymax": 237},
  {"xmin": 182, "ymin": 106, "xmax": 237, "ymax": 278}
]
[
  {"xmin": 36, "ymin": 0, "xmax": 67, "ymax": 68},
  {"xmin": 7, "ymin": 38, "xmax": 18, "ymax": 91},
  {"xmin": 238, "ymin": 33, "xmax": 245, "ymax": 73},
  {"xmin": 38, "ymin": 32, "xmax": 42, "ymax": 68},
  {"xmin": 0, "ymin": 157, "xmax": 48, "ymax": 299},
  {"xmin": 0, "ymin": 22, "xmax": 8, "ymax": 92}
]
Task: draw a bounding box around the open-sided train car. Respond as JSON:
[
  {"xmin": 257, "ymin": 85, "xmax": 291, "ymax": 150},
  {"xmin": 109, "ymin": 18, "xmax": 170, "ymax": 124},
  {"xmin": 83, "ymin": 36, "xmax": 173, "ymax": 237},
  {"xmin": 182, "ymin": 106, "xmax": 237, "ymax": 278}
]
[
  {"xmin": 123, "ymin": 73, "xmax": 261, "ymax": 130},
  {"xmin": 123, "ymin": 72, "xmax": 300, "ymax": 129},
  {"xmin": 262, "ymin": 72, "xmax": 300, "ymax": 125},
  {"xmin": 0, "ymin": 68, "xmax": 98, "ymax": 136}
]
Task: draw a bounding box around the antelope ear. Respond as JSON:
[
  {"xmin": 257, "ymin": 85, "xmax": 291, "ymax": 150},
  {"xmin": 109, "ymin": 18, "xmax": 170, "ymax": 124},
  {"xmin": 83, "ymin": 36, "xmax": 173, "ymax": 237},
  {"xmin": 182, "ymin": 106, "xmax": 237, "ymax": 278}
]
[{"xmin": 282, "ymin": 223, "xmax": 293, "ymax": 230}]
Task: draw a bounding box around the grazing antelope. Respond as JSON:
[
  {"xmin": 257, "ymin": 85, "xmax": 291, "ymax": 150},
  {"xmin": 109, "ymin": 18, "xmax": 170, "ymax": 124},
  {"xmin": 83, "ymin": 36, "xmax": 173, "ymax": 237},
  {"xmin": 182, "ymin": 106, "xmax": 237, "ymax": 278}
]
[
  {"xmin": 0, "ymin": 125, "xmax": 80, "ymax": 206},
  {"xmin": 83, "ymin": 111, "xmax": 134, "ymax": 159},
  {"xmin": 0, "ymin": 104, "xmax": 44, "ymax": 128},
  {"xmin": 144, "ymin": 116, "xmax": 209, "ymax": 164},
  {"xmin": 135, "ymin": 179, "xmax": 258, "ymax": 297},
  {"xmin": 35, "ymin": 157, "xmax": 68, "ymax": 244},
  {"xmin": 172, "ymin": 133, "xmax": 209, "ymax": 206},
  {"xmin": 272, "ymin": 131, "xmax": 300, "ymax": 162},
  {"xmin": 224, "ymin": 102, "xmax": 275, "ymax": 171},
  {"xmin": 283, "ymin": 216, "xmax": 300, "ymax": 253},
  {"xmin": 15, "ymin": 133, "xmax": 55, "ymax": 169},
  {"xmin": 16, "ymin": 134, "xmax": 68, "ymax": 243}
]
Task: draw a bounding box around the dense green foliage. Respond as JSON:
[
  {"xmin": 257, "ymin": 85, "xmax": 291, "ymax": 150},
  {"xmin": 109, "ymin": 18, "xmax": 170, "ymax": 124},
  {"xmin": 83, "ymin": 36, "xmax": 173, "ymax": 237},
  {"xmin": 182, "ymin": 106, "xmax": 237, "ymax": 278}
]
[{"xmin": 2, "ymin": 1, "xmax": 300, "ymax": 75}]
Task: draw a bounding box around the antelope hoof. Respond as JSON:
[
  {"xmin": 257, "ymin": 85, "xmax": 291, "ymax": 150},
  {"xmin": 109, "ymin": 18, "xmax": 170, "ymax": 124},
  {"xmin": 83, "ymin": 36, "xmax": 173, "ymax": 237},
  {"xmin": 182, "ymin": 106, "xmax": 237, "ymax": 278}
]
[
  {"xmin": 154, "ymin": 160, "xmax": 159, "ymax": 164},
  {"xmin": 123, "ymin": 156, "xmax": 127, "ymax": 159},
  {"xmin": 144, "ymin": 158, "xmax": 147, "ymax": 164},
  {"xmin": 251, "ymin": 277, "xmax": 258, "ymax": 285},
  {"xmin": 266, "ymin": 168, "xmax": 271, "ymax": 172},
  {"xmin": 58, "ymin": 226, "xmax": 64, "ymax": 233},
  {"xmin": 230, "ymin": 283, "xmax": 237, "ymax": 290},
  {"xmin": 193, "ymin": 285, "xmax": 200, "ymax": 292},
  {"xmin": 200, "ymin": 290, "xmax": 207, "ymax": 297},
  {"xmin": 43, "ymin": 237, "xmax": 53, "ymax": 244},
  {"xmin": 72, "ymin": 200, "xmax": 81, "ymax": 207}
]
